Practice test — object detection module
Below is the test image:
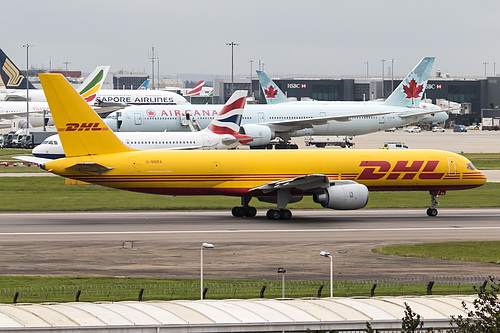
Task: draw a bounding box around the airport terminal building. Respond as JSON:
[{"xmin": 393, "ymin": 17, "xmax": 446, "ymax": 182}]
[{"xmin": 214, "ymin": 75, "xmax": 500, "ymax": 126}]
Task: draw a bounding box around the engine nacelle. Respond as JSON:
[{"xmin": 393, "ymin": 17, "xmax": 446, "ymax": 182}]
[
  {"xmin": 313, "ymin": 183, "xmax": 369, "ymax": 210},
  {"xmin": 239, "ymin": 124, "xmax": 274, "ymax": 146}
]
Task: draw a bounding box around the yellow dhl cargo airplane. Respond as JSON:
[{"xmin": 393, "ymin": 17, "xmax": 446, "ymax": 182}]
[{"xmin": 30, "ymin": 74, "xmax": 487, "ymax": 220}]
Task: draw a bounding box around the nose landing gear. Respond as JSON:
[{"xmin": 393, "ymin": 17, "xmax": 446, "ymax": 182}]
[{"xmin": 427, "ymin": 190, "xmax": 445, "ymax": 217}]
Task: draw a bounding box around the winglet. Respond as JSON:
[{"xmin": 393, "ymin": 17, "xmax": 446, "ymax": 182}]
[
  {"xmin": 39, "ymin": 73, "xmax": 134, "ymax": 157},
  {"xmin": 256, "ymin": 70, "xmax": 290, "ymax": 104},
  {"xmin": 0, "ymin": 49, "xmax": 36, "ymax": 89},
  {"xmin": 384, "ymin": 57, "xmax": 435, "ymax": 108}
]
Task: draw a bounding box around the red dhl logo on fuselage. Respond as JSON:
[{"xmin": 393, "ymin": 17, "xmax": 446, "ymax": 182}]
[
  {"xmin": 58, "ymin": 123, "xmax": 108, "ymax": 132},
  {"xmin": 358, "ymin": 160, "xmax": 444, "ymax": 180}
]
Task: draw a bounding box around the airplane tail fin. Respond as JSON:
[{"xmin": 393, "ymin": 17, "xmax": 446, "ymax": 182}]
[
  {"xmin": 384, "ymin": 57, "xmax": 435, "ymax": 108},
  {"xmin": 0, "ymin": 49, "xmax": 36, "ymax": 90},
  {"xmin": 206, "ymin": 90, "xmax": 247, "ymax": 135},
  {"xmin": 137, "ymin": 79, "xmax": 150, "ymax": 90},
  {"xmin": 185, "ymin": 80, "xmax": 205, "ymax": 96},
  {"xmin": 77, "ymin": 66, "xmax": 110, "ymax": 105},
  {"xmin": 256, "ymin": 70, "xmax": 289, "ymax": 104},
  {"xmin": 39, "ymin": 73, "xmax": 133, "ymax": 157}
]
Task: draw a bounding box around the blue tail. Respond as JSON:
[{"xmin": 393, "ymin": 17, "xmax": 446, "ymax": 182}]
[
  {"xmin": 256, "ymin": 70, "xmax": 289, "ymax": 104},
  {"xmin": 0, "ymin": 49, "xmax": 36, "ymax": 89},
  {"xmin": 384, "ymin": 57, "xmax": 435, "ymax": 108},
  {"xmin": 138, "ymin": 79, "xmax": 150, "ymax": 90}
]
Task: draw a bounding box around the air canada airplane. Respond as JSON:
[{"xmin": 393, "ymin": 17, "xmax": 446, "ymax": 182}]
[
  {"xmin": 18, "ymin": 73, "xmax": 486, "ymax": 220},
  {"xmin": 105, "ymin": 57, "xmax": 448, "ymax": 148},
  {"xmin": 32, "ymin": 90, "xmax": 251, "ymax": 159}
]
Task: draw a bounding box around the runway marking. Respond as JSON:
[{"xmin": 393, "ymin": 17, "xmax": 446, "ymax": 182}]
[{"xmin": 1, "ymin": 226, "xmax": 500, "ymax": 236}]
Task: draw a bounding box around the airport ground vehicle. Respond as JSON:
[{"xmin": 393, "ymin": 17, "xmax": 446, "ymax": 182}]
[
  {"xmin": 380, "ymin": 142, "xmax": 410, "ymax": 149},
  {"xmin": 21, "ymin": 131, "xmax": 57, "ymax": 149},
  {"xmin": 453, "ymin": 125, "xmax": 468, "ymax": 132},
  {"xmin": 304, "ymin": 136, "xmax": 354, "ymax": 148},
  {"xmin": 432, "ymin": 126, "xmax": 445, "ymax": 132},
  {"xmin": 404, "ymin": 126, "xmax": 422, "ymax": 133}
]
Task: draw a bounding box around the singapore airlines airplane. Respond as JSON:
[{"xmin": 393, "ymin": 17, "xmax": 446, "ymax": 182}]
[
  {"xmin": 0, "ymin": 48, "xmax": 188, "ymax": 107},
  {"xmin": 0, "ymin": 65, "xmax": 110, "ymax": 128},
  {"xmin": 18, "ymin": 74, "xmax": 486, "ymax": 220},
  {"xmin": 32, "ymin": 90, "xmax": 251, "ymax": 159},
  {"xmin": 105, "ymin": 57, "xmax": 448, "ymax": 148}
]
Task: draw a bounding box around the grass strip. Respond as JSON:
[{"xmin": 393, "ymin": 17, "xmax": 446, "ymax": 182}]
[
  {"xmin": 0, "ymin": 178, "xmax": 498, "ymax": 211},
  {"xmin": 373, "ymin": 241, "xmax": 500, "ymax": 264},
  {"xmin": 0, "ymin": 276, "xmax": 484, "ymax": 303}
]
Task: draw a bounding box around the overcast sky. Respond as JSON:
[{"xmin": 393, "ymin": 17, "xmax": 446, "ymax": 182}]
[{"xmin": 3, "ymin": 0, "xmax": 500, "ymax": 79}]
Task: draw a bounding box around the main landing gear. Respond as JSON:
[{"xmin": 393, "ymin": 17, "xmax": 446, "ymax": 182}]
[
  {"xmin": 426, "ymin": 190, "xmax": 444, "ymax": 217},
  {"xmin": 231, "ymin": 190, "xmax": 295, "ymax": 220},
  {"xmin": 231, "ymin": 197, "xmax": 257, "ymax": 217},
  {"xmin": 266, "ymin": 209, "xmax": 292, "ymax": 220}
]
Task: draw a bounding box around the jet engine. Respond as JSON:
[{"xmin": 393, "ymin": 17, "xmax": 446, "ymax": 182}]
[
  {"xmin": 313, "ymin": 183, "xmax": 369, "ymax": 210},
  {"xmin": 239, "ymin": 124, "xmax": 274, "ymax": 146}
]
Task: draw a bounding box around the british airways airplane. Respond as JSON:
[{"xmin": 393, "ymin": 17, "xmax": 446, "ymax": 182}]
[
  {"xmin": 32, "ymin": 91, "xmax": 251, "ymax": 159},
  {"xmin": 105, "ymin": 57, "xmax": 448, "ymax": 148}
]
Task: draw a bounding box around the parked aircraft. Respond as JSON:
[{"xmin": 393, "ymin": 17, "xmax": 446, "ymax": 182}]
[
  {"xmin": 19, "ymin": 74, "xmax": 486, "ymax": 220},
  {"xmin": 105, "ymin": 57, "xmax": 448, "ymax": 148},
  {"xmin": 0, "ymin": 48, "xmax": 188, "ymax": 107},
  {"xmin": 32, "ymin": 90, "xmax": 251, "ymax": 159},
  {"xmin": 0, "ymin": 65, "xmax": 110, "ymax": 128},
  {"xmin": 256, "ymin": 69, "xmax": 448, "ymax": 125}
]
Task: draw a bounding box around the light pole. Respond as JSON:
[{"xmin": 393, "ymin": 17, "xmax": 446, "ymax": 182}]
[
  {"xmin": 320, "ymin": 250, "xmax": 333, "ymax": 297},
  {"xmin": 483, "ymin": 62, "xmax": 489, "ymax": 77},
  {"xmin": 63, "ymin": 61, "xmax": 71, "ymax": 77},
  {"xmin": 277, "ymin": 267, "xmax": 286, "ymax": 298},
  {"xmin": 391, "ymin": 59, "xmax": 396, "ymax": 92},
  {"xmin": 200, "ymin": 242, "xmax": 214, "ymax": 300},
  {"xmin": 23, "ymin": 44, "xmax": 33, "ymax": 133},
  {"xmin": 226, "ymin": 42, "xmax": 239, "ymax": 95},
  {"xmin": 381, "ymin": 59, "xmax": 386, "ymax": 98},
  {"xmin": 249, "ymin": 60, "xmax": 254, "ymax": 98},
  {"xmin": 364, "ymin": 61, "xmax": 369, "ymax": 78}
]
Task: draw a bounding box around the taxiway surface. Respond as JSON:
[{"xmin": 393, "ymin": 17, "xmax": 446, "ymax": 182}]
[{"xmin": 0, "ymin": 209, "xmax": 499, "ymax": 282}]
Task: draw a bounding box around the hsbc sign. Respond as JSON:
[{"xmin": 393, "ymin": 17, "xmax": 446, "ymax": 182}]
[
  {"xmin": 287, "ymin": 83, "xmax": 307, "ymax": 89},
  {"xmin": 426, "ymin": 84, "xmax": 442, "ymax": 90}
]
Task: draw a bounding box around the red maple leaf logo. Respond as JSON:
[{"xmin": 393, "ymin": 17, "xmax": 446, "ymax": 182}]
[
  {"xmin": 403, "ymin": 78, "xmax": 424, "ymax": 100},
  {"xmin": 265, "ymin": 86, "xmax": 278, "ymax": 99},
  {"xmin": 146, "ymin": 110, "xmax": 156, "ymax": 117}
]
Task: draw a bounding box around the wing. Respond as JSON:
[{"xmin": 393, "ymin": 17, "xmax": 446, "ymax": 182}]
[
  {"xmin": 264, "ymin": 111, "xmax": 395, "ymax": 133},
  {"xmin": 250, "ymin": 174, "xmax": 333, "ymax": 194}
]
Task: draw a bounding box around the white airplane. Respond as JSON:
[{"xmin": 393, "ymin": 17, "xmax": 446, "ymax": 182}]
[
  {"xmin": 32, "ymin": 90, "xmax": 252, "ymax": 159},
  {"xmin": 0, "ymin": 64, "xmax": 111, "ymax": 128},
  {"xmin": 105, "ymin": 57, "xmax": 448, "ymax": 148},
  {"xmin": 0, "ymin": 48, "xmax": 188, "ymax": 108}
]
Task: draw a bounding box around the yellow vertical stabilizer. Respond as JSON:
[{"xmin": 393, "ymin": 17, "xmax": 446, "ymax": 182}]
[{"xmin": 39, "ymin": 73, "xmax": 133, "ymax": 157}]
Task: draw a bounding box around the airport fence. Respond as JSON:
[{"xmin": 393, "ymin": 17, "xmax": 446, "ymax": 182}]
[{"xmin": 0, "ymin": 276, "xmax": 496, "ymax": 304}]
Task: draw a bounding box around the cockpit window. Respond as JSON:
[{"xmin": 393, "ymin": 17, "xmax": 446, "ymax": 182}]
[{"xmin": 466, "ymin": 163, "xmax": 476, "ymax": 170}]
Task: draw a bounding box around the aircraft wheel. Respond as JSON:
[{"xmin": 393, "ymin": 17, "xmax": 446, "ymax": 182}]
[
  {"xmin": 266, "ymin": 209, "xmax": 281, "ymax": 220},
  {"xmin": 426, "ymin": 208, "xmax": 438, "ymax": 217},
  {"xmin": 244, "ymin": 206, "xmax": 257, "ymax": 217},
  {"xmin": 232, "ymin": 206, "xmax": 245, "ymax": 217},
  {"xmin": 280, "ymin": 209, "xmax": 292, "ymax": 220}
]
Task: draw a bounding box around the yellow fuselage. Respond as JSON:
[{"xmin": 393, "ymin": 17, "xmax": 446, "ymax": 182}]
[{"xmin": 43, "ymin": 149, "xmax": 486, "ymax": 197}]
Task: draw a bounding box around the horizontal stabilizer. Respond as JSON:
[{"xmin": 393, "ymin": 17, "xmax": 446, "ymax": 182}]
[{"xmin": 12, "ymin": 155, "xmax": 52, "ymax": 165}]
